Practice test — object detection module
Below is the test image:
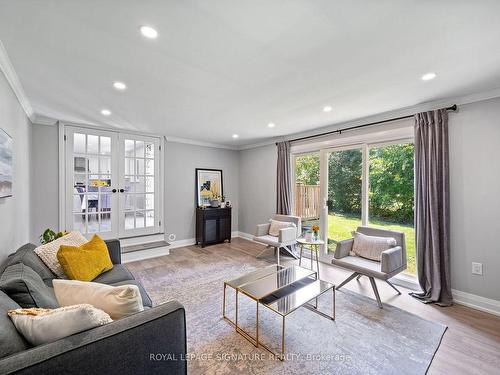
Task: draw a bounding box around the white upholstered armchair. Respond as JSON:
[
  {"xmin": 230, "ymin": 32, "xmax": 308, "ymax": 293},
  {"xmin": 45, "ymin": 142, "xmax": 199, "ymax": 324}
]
[
  {"xmin": 332, "ymin": 226, "xmax": 406, "ymax": 308},
  {"xmin": 253, "ymin": 214, "xmax": 301, "ymax": 265}
]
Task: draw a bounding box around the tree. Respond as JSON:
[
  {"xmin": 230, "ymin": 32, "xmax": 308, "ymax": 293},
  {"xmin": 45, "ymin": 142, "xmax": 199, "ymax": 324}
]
[
  {"xmin": 328, "ymin": 150, "xmax": 362, "ymax": 214},
  {"xmin": 369, "ymin": 144, "xmax": 414, "ymax": 224},
  {"xmin": 295, "ymin": 154, "xmax": 319, "ymax": 185}
]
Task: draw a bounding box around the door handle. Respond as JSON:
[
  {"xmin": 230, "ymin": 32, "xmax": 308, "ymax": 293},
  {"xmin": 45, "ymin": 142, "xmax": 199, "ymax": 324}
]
[
  {"xmin": 119, "ymin": 189, "xmax": 125, "ymax": 193},
  {"xmin": 112, "ymin": 189, "xmax": 117, "ymax": 193}
]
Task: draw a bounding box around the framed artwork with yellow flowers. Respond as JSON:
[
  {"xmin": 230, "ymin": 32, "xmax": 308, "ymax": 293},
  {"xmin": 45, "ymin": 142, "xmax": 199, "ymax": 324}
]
[{"xmin": 195, "ymin": 168, "xmax": 223, "ymax": 207}]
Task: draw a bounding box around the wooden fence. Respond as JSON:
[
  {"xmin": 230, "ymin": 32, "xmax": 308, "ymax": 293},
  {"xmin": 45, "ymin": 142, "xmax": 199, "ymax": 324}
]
[{"xmin": 294, "ymin": 184, "xmax": 320, "ymax": 220}]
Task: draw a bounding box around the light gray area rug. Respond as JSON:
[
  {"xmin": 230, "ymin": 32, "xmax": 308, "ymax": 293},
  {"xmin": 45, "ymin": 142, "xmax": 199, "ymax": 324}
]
[{"xmin": 129, "ymin": 247, "xmax": 446, "ymax": 375}]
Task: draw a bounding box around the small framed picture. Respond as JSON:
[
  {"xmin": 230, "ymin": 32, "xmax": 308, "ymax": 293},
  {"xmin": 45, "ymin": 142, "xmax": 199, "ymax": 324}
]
[{"xmin": 195, "ymin": 168, "xmax": 223, "ymax": 207}]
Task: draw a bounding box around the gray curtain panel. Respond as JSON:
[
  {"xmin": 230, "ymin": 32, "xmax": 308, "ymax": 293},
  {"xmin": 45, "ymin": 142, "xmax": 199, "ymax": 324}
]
[
  {"xmin": 276, "ymin": 141, "xmax": 292, "ymax": 215},
  {"xmin": 410, "ymin": 109, "xmax": 453, "ymax": 306}
]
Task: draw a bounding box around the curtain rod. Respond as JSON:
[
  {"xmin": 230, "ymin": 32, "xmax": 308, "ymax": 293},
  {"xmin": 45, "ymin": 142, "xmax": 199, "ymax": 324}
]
[{"xmin": 277, "ymin": 104, "xmax": 458, "ymax": 145}]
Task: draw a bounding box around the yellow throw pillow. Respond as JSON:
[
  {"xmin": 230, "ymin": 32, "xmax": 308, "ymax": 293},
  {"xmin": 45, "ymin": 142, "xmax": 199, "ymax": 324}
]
[{"xmin": 57, "ymin": 235, "xmax": 113, "ymax": 281}]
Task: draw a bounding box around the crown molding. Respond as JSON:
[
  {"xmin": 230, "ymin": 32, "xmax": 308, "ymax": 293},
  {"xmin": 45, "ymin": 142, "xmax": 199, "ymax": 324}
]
[
  {"xmin": 0, "ymin": 39, "xmax": 34, "ymax": 121},
  {"xmin": 165, "ymin": 136, "xmax": 238, "ymax": 150},
  {"xmin": 30, "ymin": 114, "xmax": 58, "ymax": 126}
]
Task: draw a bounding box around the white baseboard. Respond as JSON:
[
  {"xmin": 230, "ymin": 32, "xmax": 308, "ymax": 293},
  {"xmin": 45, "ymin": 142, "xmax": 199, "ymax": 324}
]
[
  {"xmin": 237, "ymin": 231, "xmax": 257, "ymax": 241},
  {"xmin": 452, "ymin": 289, "xmax": 500, "ymax": 317},
  {"xmin": 122, "ymin": 246, "xmax": 170, "ymax": 263}
]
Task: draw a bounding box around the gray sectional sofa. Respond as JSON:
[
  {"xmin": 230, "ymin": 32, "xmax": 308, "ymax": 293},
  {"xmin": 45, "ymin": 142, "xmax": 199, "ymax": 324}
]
[{"xmin": 0, "ymin": 240, "xmax": 187, "ymax": 375}]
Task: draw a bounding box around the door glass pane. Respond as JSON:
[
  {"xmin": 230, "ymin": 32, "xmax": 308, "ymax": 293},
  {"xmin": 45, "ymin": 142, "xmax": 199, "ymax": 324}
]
[
  {"xmin": 145, "ymin": 194, "xmax": 154, "ymax": 210},
  {"xmin": 125, "ymin": 158, "xmax": 134, "ymax": 175},
  {"xmin": 369, "ymin": 143, "xmax": 415, "ymax": 275},
  {"xmin": 100, "ymin": 157, "xmax": 111, "ymax": 174},
  {"xmin": 145, "ymin": 159, "xmax": 154, "ymax": 175},
  {"xmin": 124, "ymin": 177, "xmax": 134, "ymax": 193},
  {"xmin": 125, "ymin": 212, "xmax": 135, "ymax": 229},
  {"xmin": 100, "ymin": 136, "xmax": 111, "ymax": 155},
  {"xmin": 73, "ymin": 214, "xmax": 86, "ymax": 233},
  {"xmin": 124, "ymin": 194, "xmax": 135, "ymax": 211},
  {"xmin": 145, "ymin": 143, "xmax": 154, "ymax": 158},
  {"xmin": 100, "ymin": 213, "xmax": 112, "ymax": 232},
  {"xmin": 145, "ymin": 210, "xmax": 155, "ymax": 227},
  {"xmin": 135, "ymin": 211, "xmax": 145, "ymax": 228},
  {"xmin": 73, "ymin": 193, "xmax": 84, "ymax": 213},
  {"xmin": 145, "ymin": 177, "xmax": 154, "ymax": 193},
  {"xmin": 74, "ymin": 133, "xmax": 86, "ymax": 154},
  {"xmin": 87, "ymin": 213, "xmax": 99, "ymax": 233},
  {"xmin": 135, "ymin": 177, "xmax": 145, "ymax": 193},
  {"xmin": 88, "ymin": 157, "xmax": 99, "ymax": 174},
  {"xmin": 293, "ymin": 153, "xmax": 320, "ymax": 237},
  {"xmin": 136, "ymin": 194, "xmax": 146, "ymax": 210},
  {"xmin": 87, "ymin": 135, "xmax": 99, "ymax": 154},
  {"xmin": 327, "ymin": 149, "xmax": 362, "ymax": 253},
  {"xmin": 136, "ymin": 159, "xmax": 144, "ymax": 175},
  {"xmin": 135, "ymin": 141, "xmax": 145, "ymax": 158},
  {"xmin": 99, "ymin": 194, "xmax": 112, "ymax": 212},
  {"xmin": 124, "ymin": 140, "xmax": 135, "ymax": 157}
]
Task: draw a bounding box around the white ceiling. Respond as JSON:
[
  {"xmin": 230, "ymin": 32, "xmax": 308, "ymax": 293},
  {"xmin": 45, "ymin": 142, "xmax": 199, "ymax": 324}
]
[{"xmin": 1, "ymin": 0, "xmax": 500, "ymax": 147}]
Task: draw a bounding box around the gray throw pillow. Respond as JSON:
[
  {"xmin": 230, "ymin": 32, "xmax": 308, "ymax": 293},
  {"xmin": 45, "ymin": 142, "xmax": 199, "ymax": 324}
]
[
  {"xmin": 0, "ymin": 291, "xmax": 29, "ymax": 357},
  {"xmin": 0, "ymin": 263, "xmax": 59, "ymax": 309}
]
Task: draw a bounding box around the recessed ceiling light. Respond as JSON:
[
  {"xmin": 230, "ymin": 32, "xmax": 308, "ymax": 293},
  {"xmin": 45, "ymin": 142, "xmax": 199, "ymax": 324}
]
[
  {"xmin": 101, "ymin": 109, "xmax": 111, "ymax": 116},
  {"xmin": 421, "ymin": 72, "xmax": 437, "ymax": 81},
  {"xmin": 232, "ymin": 134, "xmax": 239, "ymax": 139},
  {"xmin": 323, "ymin": 106, "xmax": 332, "ymax": 112},
  {"xmin": 267, "ymin": 122, "xmax": 275, "ymax": 128},
  {"xmin": 113, "ymin": 81, "xmax": 127, "ymax": 90},
  {"xmin": 140, "ymin": 25, "xmax": 158, "ymax": 39}
]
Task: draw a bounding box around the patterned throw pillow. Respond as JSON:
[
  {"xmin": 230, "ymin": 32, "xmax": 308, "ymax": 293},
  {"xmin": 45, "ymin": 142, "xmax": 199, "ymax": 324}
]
[
  {"xmin": 34, "ymin": 231, "xmax": 88, "ymax": 278},
  {"xmin": 352, "ymin": 232, "xmax": 397, "ymax": 261},
  {"xmin": 8, "ymin": 304, "xmax": 112, "ymax": 346},
  {"xmin": 268, "ymin": 220, "xmax": 293, "ymax": 237}
]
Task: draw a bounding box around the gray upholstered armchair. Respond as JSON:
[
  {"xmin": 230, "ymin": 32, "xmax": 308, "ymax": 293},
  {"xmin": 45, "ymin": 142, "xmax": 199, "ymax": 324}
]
[
  {"xmin": 253, "ymin": 214, "xmax": 301, "ymax": 265},
  {"xmin": 332, "ymin": 226, "xmax": 406, "ymax": 308}
]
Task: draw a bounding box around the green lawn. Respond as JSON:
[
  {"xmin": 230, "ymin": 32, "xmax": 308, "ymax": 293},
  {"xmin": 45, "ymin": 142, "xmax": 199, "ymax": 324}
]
[{"xmin": 324, "ymin": 213, "xmax": 416, "ymax": 275}]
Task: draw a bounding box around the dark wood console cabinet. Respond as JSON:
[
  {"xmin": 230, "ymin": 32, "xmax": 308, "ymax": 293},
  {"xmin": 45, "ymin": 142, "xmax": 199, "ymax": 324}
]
[{"xmin": 196, "ymin": 207, "xmax": 232, "ymax": 247}]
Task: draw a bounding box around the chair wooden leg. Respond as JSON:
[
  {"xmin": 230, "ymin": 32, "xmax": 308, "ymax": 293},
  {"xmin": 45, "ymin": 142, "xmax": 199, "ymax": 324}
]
[
  {"xmin": 386, "ymin": 280, "xmax": 402, "ymax": 295},
  {"xmin": 336, "ymin": 272, "xmax": 360, "ymax": 290},
  {"xmin": 369, "ymin": 277, "xmax": 383, "ymax": 309}
]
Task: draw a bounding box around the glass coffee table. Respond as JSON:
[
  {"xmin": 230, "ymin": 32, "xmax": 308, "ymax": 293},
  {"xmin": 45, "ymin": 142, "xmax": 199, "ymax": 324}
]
[{"xmin": 223, "ymin": 265, "xmax": 335, "ymax": 360}]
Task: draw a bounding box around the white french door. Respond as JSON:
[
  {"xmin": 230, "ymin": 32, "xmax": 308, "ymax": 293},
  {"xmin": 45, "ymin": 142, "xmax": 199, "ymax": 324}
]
[{"xmin": 65, "ymin": 126, "xmax": 161, "ymax": 239}]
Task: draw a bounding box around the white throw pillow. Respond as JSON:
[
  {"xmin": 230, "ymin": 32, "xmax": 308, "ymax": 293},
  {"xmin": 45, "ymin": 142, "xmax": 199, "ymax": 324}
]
[
  {"xmin": 352, "ymin": 232, "xmax": 397, "ymax": 261},
  {"xmin": 268, "ymin": 220, "xmax": 293, "ymax": 237},
  {"xmin": 34, "ymin": 231, "xmax": 88, "ymax": 278},
  {"xmin": 8, "ymin": 304, "xmax": 112, "ymax": 346},
  {"xmin": 53, "ymin": 279, "xmax": 144, "ymax": 320}
]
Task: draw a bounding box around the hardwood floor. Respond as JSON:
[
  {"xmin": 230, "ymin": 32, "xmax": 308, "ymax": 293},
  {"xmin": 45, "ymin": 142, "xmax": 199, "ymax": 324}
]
[{"xmin": 129, "ymin": 237, "xmax": 500, "ymax": 374}]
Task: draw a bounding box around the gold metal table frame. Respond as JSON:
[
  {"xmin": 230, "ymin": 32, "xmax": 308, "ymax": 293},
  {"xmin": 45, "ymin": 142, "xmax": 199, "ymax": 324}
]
[{"xmin": 222, "ymin": 265, "xmax": 335, "ymax": 360}]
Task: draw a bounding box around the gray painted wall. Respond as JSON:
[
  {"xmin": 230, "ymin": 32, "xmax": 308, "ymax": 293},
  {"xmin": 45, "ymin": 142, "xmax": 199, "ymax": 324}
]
[
  {"xmin": 238, "ymin": 144, "xmax": 276, "ymax": 235},
  {"xmin": 164, "ymin": 141, "xmax": 239, "ymax": 242},
  {"xmin": 449, "ymin": 97, "xmax": 500, "ymax": 301},
  {"xmin": 0, "ymin": 70, "xmax": 32, "ymax": 261},
  {"xmin": 30, "ymin": 125, "xmax": 59, "ymax": 241}
]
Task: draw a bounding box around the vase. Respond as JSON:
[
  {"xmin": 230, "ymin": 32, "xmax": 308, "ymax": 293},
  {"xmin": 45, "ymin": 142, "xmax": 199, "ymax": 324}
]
[{"xmin": 313, "ymin": 231, "xmax": 319, "ymax": 241}]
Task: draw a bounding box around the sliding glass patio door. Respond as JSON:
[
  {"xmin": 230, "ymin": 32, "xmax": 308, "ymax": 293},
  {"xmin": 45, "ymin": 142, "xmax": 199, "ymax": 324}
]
[
  {"xmin": 317, "ymin": 140, "xmax": 416, "ymax": 274},
  {"xmin": 320, "ymin": 146, "xmax": 364, "ymax": 253},
  {"xmin": 65, "ymin": 126, "xmax": 161, "ymax": 239}
]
